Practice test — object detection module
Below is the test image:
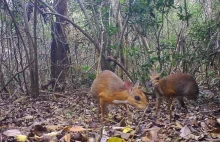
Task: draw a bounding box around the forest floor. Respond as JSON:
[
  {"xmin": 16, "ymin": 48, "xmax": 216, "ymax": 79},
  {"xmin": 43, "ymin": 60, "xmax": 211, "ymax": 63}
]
[{"xmin": 0, "ymin": 88, "xmax": 220, "ymax": 142}]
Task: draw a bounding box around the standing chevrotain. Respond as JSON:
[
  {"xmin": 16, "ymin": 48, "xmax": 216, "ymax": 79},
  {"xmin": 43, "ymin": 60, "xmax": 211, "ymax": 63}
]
[
  {"xmin": 150, "ymin": 72, "xmax": 199, "ymax": 122},
  {"xmin": 91, "ymin": 70, "xmax": 149, "ymax": 121}
]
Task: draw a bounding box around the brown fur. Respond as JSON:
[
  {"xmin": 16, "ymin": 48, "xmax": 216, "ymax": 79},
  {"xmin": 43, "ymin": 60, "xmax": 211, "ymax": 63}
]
[
  {"xmin": 91, "ymin": 70, "xmax": 148, "ymax": 121},
  {"xmin": 150, "ymin": 73, "xmax": 199, "ymax": 122}
]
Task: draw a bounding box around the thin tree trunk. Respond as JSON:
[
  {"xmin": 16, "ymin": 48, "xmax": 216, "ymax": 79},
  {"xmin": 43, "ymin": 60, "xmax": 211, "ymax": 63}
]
[
  {"xmin": 33, "ymin": 0, "xmax": 39, "ymax": 96},
  {"xmin": 22, "ymin": 0, "xmax": 39, "ymax": 97}
]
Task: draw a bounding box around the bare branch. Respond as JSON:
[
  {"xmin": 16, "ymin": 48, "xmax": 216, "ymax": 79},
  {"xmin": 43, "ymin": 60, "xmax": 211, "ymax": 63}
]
[{"xmin": 38, "ymin": 0, "xmax": 100, "ymax": 53}]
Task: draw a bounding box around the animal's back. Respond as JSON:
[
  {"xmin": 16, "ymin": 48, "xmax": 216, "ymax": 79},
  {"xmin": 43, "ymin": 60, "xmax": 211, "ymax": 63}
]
[
  {"xmin": 90, "ymin": 70, "xmax": 125, "ymax": 98},
  {"xmin": 159, "ymin": 73, "xmax": 199, "ymax": 99}
]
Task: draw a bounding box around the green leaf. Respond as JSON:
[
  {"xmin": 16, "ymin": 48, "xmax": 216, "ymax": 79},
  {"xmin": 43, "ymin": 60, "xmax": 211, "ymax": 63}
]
[
  {"xmin": 108, "ymin": 25, "xmax": 119, "ymax": 36},
  {"xmin": 120, "ymin": 0, "xmax": 125, "ymax": 4},
  {"xmin": 83, "ymin": 65, "xmax": 90, "ymax": 71}
]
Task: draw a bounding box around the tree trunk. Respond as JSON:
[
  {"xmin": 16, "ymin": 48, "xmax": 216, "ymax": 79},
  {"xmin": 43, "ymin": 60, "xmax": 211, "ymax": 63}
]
[
  {"xmin": 51, "ymin": 0, "xmax": 70, "ymax": 86},
  {"xmin": 22, "ymin": 0, "xmax": 39, "ymax": 97}
]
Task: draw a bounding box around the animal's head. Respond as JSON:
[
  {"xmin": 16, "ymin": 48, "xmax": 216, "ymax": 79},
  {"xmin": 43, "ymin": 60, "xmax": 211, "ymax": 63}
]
[
  {"xmin": 150, "ymin": 72, "xmax": 162, "ymax": 86},
  {"xmin": 124, "ymin": 81, "xmax": 149, "ymax": 109}
]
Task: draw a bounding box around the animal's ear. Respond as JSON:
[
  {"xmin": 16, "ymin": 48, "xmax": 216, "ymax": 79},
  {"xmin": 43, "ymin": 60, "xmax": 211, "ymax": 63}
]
[
  {"xmin": 124, "ymin": 81, "xmax": 133, "ymax": 92},
  {"xmin": 153, "ymin": 73, "xmax": 161, "ymax": 81},
  {"xmin": 134, "ymin": 80, "xmax": 140, "ymax": 88}
]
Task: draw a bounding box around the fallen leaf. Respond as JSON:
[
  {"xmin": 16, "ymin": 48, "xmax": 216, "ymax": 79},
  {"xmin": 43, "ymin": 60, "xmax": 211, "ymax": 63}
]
[
  {"xmin": 64, "ymin": 133, "xmax": 71, "ymax": 142},
  {"xmin": 121, "ymin": 133, "xmax": 130, "ymax": 140},
  {"xmin": 205, "ymin": 118, "xmax": 217, "ymax": 128},
  {"xmin": 44, "ymin": 131, "xmax": 60, "ymax": 137},
  {"xmin": 23, "ymin": 115, "xmax": 34, "ymax": 120},
  {"xmin": 100, "ymin": 135, "xmax": 109, "ymax": 142},
  {"xmin": 34, "ymin": 135, "xmax": 42, "ymax": 141},
  {"xmin": 16, "ymin": 135, "xmax": 27, "ymax": 142},
  {"xmin": 142, "ymin": 126, "xmax": 160, "ymax": 142},
  {"xmin": 211, "ymin": 128, "xmax": 220, "ymax": 133},
  {"xmin": 180, "ymin": 125, "xmax": 191, "ymax": 139},
  {"xmin": 189, "ymin": 134, "xmax": 200, "ymax": 140},
  {"xmin": 34, "ymin": 131, "xmax": 59, "ymax": 141},
  {"xmin": 108, "ymin": 137, "xmax": 125, "ymax": 142},
  {"xmin": 102, "ymin": 127, "xmax": 108, "ymax": 135},
  {"xmin": 175, "ymin": 121, "xmax": 183, "ymax": 129},
  {"xmin": 217, "ymin": 118, "xmax": 220, "ymax": 124},
  {"xmin": 92, "ymin": 108, "xmax": 97, "ymax": 111},
  {"xmin": 142, "ymin": 131, "xmax": 152, "ymax": 142},
  {"xmin": 69, "ymin": 126, "xmax": 86, "ymax": 132},
  {"xmin": 88, "ymin": 137, "xmax": 96, "ymax": 142},
  {"xmin": 45, "ymin": 125, "xmax": 63, "ymax": 131},
  {"xmin": 122, "ymin": 127, "xmax": 133, "ymax": 133},
  {"xmin": 200, "ymin": 122, "xmax": 209, "ymax": 131},
  {"xmin": 3, "ymin": 129, "xmax": 22, "ymax": 137},
  {"xmin": 210, "ymin": 128, "xmax": 220, "ymax": 138}
]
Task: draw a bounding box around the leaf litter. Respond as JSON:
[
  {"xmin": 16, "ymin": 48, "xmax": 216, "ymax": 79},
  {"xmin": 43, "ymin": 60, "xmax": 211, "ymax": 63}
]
[{"xmin": 0, "ymin": 88, "xmax": 219, "ymax": 141}]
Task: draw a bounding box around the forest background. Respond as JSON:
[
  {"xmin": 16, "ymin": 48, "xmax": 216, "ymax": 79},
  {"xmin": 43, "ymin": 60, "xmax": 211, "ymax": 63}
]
[
  {"xmin": 0, "ymin": 0, "xmax": 220, "ymax": 141},
  {"xmin": 0, "ymin": 0, "xmax": 219, "ymax": 97}
]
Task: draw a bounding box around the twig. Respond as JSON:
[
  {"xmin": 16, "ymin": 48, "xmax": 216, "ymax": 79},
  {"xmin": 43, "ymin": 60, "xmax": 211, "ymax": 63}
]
[
  {"xmin": 40, "ymin": 90, "xmax": 68, "ymax": 98},
  {"xmin": 38, "ymin": 0, "xmax": 100, "ymax": 53},
  {"xmin": 205, "ymin": 139, "xmax": 220, "ymax": 142},
  {"xmin": 200, "ymin": 109, "xmax": 220, "ymax": 113},
  {"xmin": 0, "ymin": 61, "xmax": 34, "ymax": 93},
  {"xmin": 107, "ymin": 56, "xmax": 134, "ymax": 83}
]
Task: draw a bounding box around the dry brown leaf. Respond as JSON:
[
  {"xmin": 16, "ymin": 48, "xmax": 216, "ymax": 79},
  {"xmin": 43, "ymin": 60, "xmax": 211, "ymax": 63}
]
[
  {"xmin": 175, "ymin": 121, "xmax": 183, "ymax": 129},
  {"xmin": 142, "ymin": 132, "xmax": 152, "ymax": 142},
  {"xmin": 45, "ymin": 125, "xmax": 63, "ymax": 131},
  {"xmin": 188, "ymin": 134, "xmax": 200, "ymax": 140},
  {"xmin": 34, "ymin": 135, "xmax": 42, "ymax": 141},
  {"xmin": 205, "ymin": 118, "xmax": 217, "ymax": 128},
  {"xmin": 210, "ymin": 133, "xmax": 220, "ymax": 139},
  {"xmin": 210, "ymin": 128, "xmax": 220, "ymax": 138},
  {"xmin": 69, "ymin": 126, "xmax": 86, "ymax": 132},
  {"xmin": 63, "ymin": 126, "xmax": 72, "ymax": 132},
  {"xmin": 212, "ymin": 128, "xmax": 220, "ymax": 133},
  {"xmin": 142, "ymin": 126, "xmax": 160, "ymax": 142},
  {"xmin": 64, "ymin": 133, "xmax": 71, "ymax": 142}
]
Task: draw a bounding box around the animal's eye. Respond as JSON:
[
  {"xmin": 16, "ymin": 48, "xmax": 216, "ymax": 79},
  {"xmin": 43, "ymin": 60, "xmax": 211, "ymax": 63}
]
[
  {"xmin": 155, "ymin": 77, "xmax": 160, "ymax": 80},
  {"xmin": 135, "ymin": 96, "xmax": 141, "ymax": 101}
]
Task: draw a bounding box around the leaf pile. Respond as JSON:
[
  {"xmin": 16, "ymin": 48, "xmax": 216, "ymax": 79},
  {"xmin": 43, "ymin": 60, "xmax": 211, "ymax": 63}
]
[{"xmin": 0, "ymin": 88, "xmax": 220, "ymax": 141}]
